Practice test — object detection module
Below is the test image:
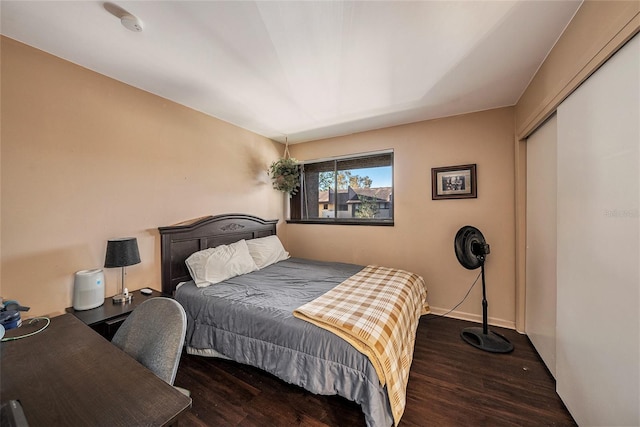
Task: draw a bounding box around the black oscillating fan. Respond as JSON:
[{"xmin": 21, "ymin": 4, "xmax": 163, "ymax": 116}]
[{"xmin": 454, "ymin": 226, "xmax": 513, "ymax": 353}]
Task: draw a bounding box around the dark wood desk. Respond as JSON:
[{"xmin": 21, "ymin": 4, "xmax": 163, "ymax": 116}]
[{"xmin": 1, "ymin": 314, "xmax": 191, "ymax": 426}]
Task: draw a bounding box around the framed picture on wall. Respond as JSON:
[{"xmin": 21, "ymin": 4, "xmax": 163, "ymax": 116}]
[{"xmin": 431, "ymin": 164, "xmax": 477, "ymax": 200}]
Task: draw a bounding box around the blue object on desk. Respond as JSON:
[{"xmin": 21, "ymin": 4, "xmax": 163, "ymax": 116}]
[
  {"xmin": 0, "ymin": 310, "xmax": 21, "ymax": 330},
  {"xmin": 2, "ymin": 301, "xmax": 30, "ymax": 312}
]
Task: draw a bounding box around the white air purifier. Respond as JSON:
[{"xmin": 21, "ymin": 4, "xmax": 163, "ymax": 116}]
[{"xmin": 73, "ymin": 269, "xmax": 105, "ymax": 311}]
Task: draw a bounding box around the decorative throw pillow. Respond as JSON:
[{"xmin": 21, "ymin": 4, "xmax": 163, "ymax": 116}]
[
  {"xmin": 185, "ymin": 240, "xmax": 258, "ymax": 287},
  {"xmin": 245, "ymin": 235, "xmax": 290, "ymax": 269}
]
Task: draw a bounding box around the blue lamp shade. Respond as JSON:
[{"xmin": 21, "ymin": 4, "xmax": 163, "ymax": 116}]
[{"xmin": 104, "ymin": 238, "xmax": 141, "ymax": 268}]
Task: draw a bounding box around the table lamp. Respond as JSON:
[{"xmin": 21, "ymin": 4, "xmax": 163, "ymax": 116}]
[{"xmin": 104, "ymin": 237, "xmax": 141, "ymax": 304}]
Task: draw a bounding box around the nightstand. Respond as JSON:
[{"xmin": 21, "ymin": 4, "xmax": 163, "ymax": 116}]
[{"xmin": 65, "ymin": 288, "xmax": 165, "ymax": 340}]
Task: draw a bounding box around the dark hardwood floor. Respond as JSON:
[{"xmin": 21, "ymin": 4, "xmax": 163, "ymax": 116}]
[{"xmin": 174, "ymin": 315, "xmax": 575, "ymax": 426}]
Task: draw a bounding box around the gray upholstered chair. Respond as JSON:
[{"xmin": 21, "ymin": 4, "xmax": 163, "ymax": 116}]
[{"xmin": 111, "ymin": 297, "xmax": 187, "ymax": 386}]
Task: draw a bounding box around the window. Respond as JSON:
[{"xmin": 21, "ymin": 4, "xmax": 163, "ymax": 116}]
[{"xmin": 289, "ymin": 151, "xmax": 393, "ymax": 225}]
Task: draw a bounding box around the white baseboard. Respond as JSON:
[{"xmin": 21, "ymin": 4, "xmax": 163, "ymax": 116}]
[{"xmin": 427, "ymin": 306, "xmax": 516, "ymax": 331}]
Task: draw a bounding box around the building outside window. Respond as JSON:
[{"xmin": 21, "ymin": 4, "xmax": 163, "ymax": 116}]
[{"xmin": 289, "ymin": 151, "xmax": 393, "ymax": 225}]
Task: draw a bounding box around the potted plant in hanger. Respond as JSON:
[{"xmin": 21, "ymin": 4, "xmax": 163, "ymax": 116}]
[
  {"xmin": 269, "ymin": 138, "xmax": 300, "ymax": 196},
  {"xmin": 269, "ymin": 156, "xmax": 300, "ymax": 195}
]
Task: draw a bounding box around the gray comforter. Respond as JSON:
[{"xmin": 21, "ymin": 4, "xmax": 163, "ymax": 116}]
[{"xmin": 175, "ymin": 257, "xmax": 394, "ymax": 427}]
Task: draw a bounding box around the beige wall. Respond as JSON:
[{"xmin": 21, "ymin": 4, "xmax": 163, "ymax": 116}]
[
  {"xmin": 286, "ymin": 108, "xmax": 516, "ymax": 328},
  {"xmin": 1, "ymin": 37, "xmax": 285, "ymax": 317}
]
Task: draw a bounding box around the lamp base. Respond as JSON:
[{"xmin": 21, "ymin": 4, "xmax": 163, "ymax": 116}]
[
  {"xmin": 112, "ymin": 294, "xmax": 133, "ymax": 304},
  {"xmin": 461, "ymin": 327, "xmax": 514, "ymax": 353}
]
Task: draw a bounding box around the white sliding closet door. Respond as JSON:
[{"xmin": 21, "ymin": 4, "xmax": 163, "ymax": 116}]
[
  {"xmin": 556, "ymin": 34, "xmax": 639, "ymax": 426},
  {"xmin": 525, "ymin": 114, "xmax": 557, "ymax": 378}
]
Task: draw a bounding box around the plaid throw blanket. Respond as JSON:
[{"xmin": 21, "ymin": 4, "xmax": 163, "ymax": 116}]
[{"xmin": 293, "ymin": 265, "xmax": 429, "ymax": 426}]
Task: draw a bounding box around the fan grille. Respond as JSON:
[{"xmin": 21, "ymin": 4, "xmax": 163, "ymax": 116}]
[{"xmin": 454, "ymin": 226, "xmax": 487, "ymax": 270}]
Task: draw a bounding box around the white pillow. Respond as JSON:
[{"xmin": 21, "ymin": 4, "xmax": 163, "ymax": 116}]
[
  {"xmin": 245, "ymin": 235, "xmax": 290, "ymax": 269},
  {"xmin": 185, "ymin": 240, "xmax": 258, "ymax": 287}
]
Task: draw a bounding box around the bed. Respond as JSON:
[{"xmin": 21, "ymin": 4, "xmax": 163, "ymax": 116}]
[{"xmin": 159, "ymin": 214, "xmax": 428, "ymax": 427}]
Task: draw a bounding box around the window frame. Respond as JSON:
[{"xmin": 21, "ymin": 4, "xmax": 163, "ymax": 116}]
[{"xmin": 287, "ymin": 150, "xmax": 394, "ymax": 226}]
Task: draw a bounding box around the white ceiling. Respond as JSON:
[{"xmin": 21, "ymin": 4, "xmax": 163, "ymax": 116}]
[{"xmin": 1, "ymin": 1, "xmax": 581, "ymax": 143}]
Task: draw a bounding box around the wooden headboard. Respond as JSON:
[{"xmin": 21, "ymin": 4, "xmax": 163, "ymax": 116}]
[{"xmin": 158, "ymin": 214, "xmax": 278, "ymax": 295}]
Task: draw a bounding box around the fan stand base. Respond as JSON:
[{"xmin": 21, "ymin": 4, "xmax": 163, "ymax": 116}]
[{"xmin": 461, "ymin": 327, "xmax": 514, "ymax": 353}]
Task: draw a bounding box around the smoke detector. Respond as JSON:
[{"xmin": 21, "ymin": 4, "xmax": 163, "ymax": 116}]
[{"xmin": 121, "ymin": 14, "xmax": 143, "ymax": 32}]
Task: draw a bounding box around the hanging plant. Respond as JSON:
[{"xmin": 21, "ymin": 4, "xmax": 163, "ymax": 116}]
[
  {"xmin": 269, "ymin": 157, "xmax": 300, "ymax": 195},
  {"xmin": 269, "ymin": 137, "xmax": 300, "ymax": 195}
]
